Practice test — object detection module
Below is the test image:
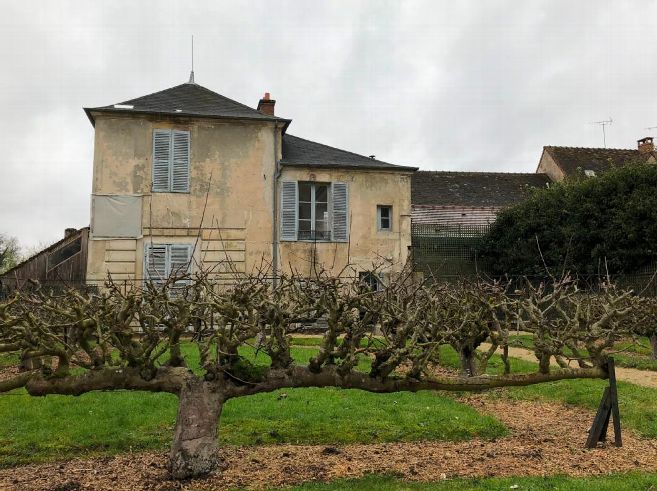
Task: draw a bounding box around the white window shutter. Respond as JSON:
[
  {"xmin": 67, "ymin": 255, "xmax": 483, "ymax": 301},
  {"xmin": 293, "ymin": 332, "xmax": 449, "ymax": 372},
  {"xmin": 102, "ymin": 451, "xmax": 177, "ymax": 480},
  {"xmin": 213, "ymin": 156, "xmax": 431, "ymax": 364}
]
[
  {"xmin": 280, "ymin": 181, "xmax": 298, "ymax": 241},
  {"xmin": 152, "ymin": 130, "xmax": 171, "ymax": 192},
  {"xmin": 169, "ymin": 244, "xmax": 192, "ymax": 280},
  {"xmin": 171, "ymin": 131, "xmax": 190, "ymax": 193},
  {"xmin": 332, "ymin": 182, "xmax": 348, "ymax": 242},
  {"xmin": 144, "ymin": 244, "xmax": 167, "ymax": 284}
]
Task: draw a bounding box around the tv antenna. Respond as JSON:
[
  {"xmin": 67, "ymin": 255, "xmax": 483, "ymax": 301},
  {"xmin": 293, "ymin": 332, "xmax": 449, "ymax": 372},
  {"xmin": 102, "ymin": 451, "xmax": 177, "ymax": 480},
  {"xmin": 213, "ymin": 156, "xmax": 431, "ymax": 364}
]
[
  {"xmin": 188, "ymin": 35, "xmax": 195, "ymax": 84},
  {"xmin": 590, "ymin": 118, "xmax": 613, "ymax": 148}
]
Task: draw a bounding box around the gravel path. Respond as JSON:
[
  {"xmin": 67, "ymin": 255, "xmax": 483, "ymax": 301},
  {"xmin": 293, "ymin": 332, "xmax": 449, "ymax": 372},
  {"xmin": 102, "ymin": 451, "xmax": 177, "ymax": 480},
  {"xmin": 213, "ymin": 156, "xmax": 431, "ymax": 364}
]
[{"xmin": 480, "ymin": 343, "xmax": 657, "ymax": 389}]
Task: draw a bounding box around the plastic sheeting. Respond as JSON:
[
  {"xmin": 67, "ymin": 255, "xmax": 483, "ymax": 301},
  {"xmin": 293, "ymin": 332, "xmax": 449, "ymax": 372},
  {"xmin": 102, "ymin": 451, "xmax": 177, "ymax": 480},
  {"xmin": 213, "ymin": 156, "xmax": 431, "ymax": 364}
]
[{"xmin": 91, "ymin": 195, "xmax": 142, "ymax": 238}]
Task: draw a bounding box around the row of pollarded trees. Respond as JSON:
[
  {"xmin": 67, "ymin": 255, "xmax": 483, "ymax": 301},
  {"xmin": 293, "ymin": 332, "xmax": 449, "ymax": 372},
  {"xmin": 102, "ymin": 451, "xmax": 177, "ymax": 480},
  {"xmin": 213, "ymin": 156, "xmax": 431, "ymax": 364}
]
[{"xmin": 0, "ymin": 267, "xmax": 653, "ymax": 478}]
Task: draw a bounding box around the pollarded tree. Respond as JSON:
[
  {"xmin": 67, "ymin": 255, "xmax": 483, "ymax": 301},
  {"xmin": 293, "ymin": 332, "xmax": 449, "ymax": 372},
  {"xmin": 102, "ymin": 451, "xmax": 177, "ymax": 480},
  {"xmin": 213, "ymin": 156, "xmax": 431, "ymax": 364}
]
[{"xmin": 0, "ymin": 268, "xmax": 641, "ymax": 479}]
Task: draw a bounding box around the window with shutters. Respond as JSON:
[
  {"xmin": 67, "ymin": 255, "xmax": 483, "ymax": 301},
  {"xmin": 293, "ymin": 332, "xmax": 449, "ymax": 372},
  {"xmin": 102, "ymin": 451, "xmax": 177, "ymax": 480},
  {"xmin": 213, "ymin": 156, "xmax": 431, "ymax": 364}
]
[
  {"xmin": 144, "ymin": 244, "xmax": 193, "ymax": 286},
  {"xmin": 152, "ymin": 129, "xmax": 190, "ymax": 193},
  {"xmin": 280, "ymin": 181, "xmax": 348, "ymax": 242}
]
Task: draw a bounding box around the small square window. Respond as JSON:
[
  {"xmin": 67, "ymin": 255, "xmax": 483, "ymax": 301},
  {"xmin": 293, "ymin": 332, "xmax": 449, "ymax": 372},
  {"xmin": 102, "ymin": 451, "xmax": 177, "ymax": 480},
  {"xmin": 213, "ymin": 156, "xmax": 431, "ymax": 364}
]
[{"xmin": 377, "ymin": 205, "xmax": 392, "ymax": 231}]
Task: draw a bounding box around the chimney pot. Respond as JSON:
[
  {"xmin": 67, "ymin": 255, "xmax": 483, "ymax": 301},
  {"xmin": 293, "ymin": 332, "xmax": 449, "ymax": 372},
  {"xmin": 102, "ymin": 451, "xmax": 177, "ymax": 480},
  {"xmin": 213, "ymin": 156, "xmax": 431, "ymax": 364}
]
[
  {"xmin": 257, "ymin": 92, "xmax": 276, "ymax": 116},
  {"xmin": 65, "ymin": 228, "xmax": 77, "ymax": 237},
  {"xmin": 638, "ymin": 137, "xmax": 654, "ymax": 154}
]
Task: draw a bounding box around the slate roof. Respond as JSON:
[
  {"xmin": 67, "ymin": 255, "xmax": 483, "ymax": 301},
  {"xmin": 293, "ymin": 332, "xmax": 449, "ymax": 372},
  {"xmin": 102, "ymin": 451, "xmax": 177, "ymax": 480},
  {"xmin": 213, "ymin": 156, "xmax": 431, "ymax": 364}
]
[
  {"xmin": 411, "ymin": 171, "xmax": 551, "ymax": 207},
  {"xmin": 543, "ymin": 146, "xmax": 656, "ymax": 177},
  {"xmin": 84, "ymin": 82, "xmax": 291, "ymax": 126},
  {"xmin": 281, "ymin": 134, "xmax": 418, "ymax": 172}
]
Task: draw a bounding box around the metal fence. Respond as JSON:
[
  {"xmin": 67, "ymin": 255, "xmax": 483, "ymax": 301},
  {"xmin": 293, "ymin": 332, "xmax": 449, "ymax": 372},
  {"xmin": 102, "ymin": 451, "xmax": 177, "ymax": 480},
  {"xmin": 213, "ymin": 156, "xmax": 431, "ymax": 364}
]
[{"xmin": 411, "ymin": 223, "xmax": 491, "ymax": 278}]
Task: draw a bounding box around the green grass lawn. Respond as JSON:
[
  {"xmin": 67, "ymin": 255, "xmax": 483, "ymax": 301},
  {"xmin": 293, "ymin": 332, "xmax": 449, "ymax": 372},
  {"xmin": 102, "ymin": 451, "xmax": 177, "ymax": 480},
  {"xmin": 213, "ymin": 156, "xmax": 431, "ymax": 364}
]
[
  {"xmin": 277, "ymin": 473, "xmax": 657, "ymax": 491},
  {"xmin": 0, "ymin": 345, "xmax": 505, "ymax": 467},
  {"xmin": 2, "ymin": 337, "xmax": 657, "ymax": 472}
]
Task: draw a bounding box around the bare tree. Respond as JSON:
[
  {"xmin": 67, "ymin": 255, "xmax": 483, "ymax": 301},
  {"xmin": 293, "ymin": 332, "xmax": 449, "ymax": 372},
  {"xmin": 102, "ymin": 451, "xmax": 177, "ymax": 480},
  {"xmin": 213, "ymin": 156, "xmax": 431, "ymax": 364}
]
[{"xmin": 0, "ymin": 267, "xmax": 641, "ymax": 479}]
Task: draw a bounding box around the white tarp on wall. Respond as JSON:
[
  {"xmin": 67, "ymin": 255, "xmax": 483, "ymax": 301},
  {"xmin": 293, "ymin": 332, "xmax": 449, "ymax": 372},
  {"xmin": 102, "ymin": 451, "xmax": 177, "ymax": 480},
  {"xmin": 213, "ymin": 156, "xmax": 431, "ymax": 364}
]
[{"xmin": 91, "ymin": 195, "xmax": 142, "ymax": 238}]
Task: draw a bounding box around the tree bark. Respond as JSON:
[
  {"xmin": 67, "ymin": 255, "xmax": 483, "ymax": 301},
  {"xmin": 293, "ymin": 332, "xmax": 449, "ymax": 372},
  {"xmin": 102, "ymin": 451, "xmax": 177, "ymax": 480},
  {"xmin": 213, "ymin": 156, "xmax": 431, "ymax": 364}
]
[
  {"xmin": 650, "ymin": 332, "xmax": 657, "ymax": 360},
  {"xmin": 168, "ymin": 379, "xmax": 224, "ymax": 479}
]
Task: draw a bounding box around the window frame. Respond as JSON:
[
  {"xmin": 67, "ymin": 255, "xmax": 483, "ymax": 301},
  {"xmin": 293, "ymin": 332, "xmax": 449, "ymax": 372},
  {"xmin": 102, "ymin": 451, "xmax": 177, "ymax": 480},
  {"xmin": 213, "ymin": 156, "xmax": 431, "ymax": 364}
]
[
  {"xmin": 297, "ymin": 181, "xmax": 331, "ymax": 241},
  {"xmin": 377, "ymin": 205, "xmax": 393, "ymax": 232}
]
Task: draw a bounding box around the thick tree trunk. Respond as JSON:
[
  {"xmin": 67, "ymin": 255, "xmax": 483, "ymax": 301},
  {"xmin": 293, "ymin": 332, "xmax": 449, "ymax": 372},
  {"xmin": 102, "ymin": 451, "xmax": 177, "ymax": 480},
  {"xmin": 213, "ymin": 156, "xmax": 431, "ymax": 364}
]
[
  {"xmin": 650, "ymin": 333, "xmax": 657, "ymax": 360},
  {"xmin": 168, "ymin": 380, "xmax": 224, "ymax": 479}
]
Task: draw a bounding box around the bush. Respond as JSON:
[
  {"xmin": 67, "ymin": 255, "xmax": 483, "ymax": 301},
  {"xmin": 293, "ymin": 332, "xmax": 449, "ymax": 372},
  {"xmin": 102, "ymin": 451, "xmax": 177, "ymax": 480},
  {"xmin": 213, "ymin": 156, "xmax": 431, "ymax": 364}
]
[{"xmin": 480, "ymin": 162, "xmax": 657, "ymax": 277}]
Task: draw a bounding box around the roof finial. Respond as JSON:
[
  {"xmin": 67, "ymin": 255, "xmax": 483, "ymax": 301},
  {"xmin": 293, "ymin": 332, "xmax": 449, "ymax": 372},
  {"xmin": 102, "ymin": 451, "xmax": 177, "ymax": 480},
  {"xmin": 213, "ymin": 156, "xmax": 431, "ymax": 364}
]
[{"xmin": 188, "ymin": 35, "xmax": 195, "ymax": 84}]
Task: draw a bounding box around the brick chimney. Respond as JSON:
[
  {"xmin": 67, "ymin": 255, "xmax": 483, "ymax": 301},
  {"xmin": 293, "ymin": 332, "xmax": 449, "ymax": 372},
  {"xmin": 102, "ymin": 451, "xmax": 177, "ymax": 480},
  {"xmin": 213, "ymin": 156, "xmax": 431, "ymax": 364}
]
[
  {"xmin": 64, "ymin": 228, "xmax": 77, "ymax": 237},
  {"xmin": 257, "ymin": 92, "xmax": 275, "ymax": 115},
  {"xmin": 638, "ymin": 137, "xmax": 654, "ymax": 154}
]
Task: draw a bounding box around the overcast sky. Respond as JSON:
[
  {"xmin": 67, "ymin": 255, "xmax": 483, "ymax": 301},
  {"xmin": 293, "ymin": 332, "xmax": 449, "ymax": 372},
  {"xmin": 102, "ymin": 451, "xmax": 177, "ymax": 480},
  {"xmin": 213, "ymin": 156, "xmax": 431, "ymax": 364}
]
[{"xmin": 1, "ymin": 0, "xmax": 656, "ymax": 248}]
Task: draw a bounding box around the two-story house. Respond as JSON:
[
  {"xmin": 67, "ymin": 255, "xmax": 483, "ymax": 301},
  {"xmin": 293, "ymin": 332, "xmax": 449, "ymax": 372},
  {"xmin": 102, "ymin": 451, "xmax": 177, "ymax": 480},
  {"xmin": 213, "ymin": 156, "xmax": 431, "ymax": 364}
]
[{"xmin": 83, "ymin": 79, "xmax": 417, "ymax": 286}]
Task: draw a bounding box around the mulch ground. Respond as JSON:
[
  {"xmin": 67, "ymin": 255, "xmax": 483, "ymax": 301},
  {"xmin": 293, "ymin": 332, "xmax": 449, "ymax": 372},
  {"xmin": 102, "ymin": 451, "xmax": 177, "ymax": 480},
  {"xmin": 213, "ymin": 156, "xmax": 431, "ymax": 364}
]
[{"xmin": 2, "ymin": 395, "xmax": 657, "ymax": 491}]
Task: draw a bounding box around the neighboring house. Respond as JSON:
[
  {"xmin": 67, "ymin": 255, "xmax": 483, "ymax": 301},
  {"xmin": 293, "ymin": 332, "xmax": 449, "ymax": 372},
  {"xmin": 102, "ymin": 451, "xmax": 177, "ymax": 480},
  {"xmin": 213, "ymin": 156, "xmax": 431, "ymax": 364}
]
[
  {"xmin": 411, "ymin": 171, "xmax": 551, "ymax": 229},
  {"xmin": 537, "ymin": 137, "xmax": 657, "ymax": 181},
  {"xmin": 0, "ymin": 228, "xmax": 89, "ymax": 295},
  {"xmin": 83, "ymin": 79, "xmax": 416, "ymax": 286}
]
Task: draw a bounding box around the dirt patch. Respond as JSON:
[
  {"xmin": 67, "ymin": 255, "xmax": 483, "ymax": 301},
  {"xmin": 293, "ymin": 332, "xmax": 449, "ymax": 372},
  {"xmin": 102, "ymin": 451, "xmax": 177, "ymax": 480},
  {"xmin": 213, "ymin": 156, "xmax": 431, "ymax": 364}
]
[{"xmin": 1, "ymin": 396, "xmax": 656, "ymax": 490}]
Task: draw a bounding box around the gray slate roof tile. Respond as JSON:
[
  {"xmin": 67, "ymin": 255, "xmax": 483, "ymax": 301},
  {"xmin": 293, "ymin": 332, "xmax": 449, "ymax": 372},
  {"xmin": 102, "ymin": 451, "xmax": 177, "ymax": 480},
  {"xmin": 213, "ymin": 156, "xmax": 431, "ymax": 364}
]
[
  {"xmin": 281, "ymin": 134, "xmax": 417, "ymax": 172},
  {"xmin": 412, "ymin": 171, "xmax": 551, "ymax": 207},
  {"xmin": 544, "ymin": 146, "xmax": 656, "ymax": 176},
  {"xmin": 85, "ymin": 82, "xmax": 290, "ymax": 125}
]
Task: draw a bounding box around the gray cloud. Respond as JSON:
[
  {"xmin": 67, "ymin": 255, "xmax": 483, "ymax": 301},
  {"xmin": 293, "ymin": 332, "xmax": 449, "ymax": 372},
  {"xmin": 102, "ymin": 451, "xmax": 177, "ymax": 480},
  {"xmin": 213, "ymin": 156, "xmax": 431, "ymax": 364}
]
[{"xmin": 1, "ymin": 0, "xmax": 655, "ymax": 248}]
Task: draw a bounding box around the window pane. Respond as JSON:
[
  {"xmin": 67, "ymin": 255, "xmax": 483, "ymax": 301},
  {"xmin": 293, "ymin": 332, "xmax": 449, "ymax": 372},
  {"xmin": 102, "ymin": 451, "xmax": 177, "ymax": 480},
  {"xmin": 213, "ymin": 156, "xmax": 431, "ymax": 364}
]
[
  {"xmin": 380, "ymin": 207, "xmax": 390, "ymax": 219},
  {"xmin": 315, "ymin": 185, "xmax": 328, "ymax": 202},
  {"xmin": 381, "ymin": 217, "xmax": 390, "ymax": 229},
  {"xmin": 298, "ymin": 219, "xmax": 312, "ymax": 231},
  {"xmin": 299, "ymin": 202, "xmax": 312, "ymax": 220},
  {"xmin": 315, "ymin": 201, "xmax": 328, "ymax": 223},
  {"xmin": 299, "ymin": 182, "xmax": 312, "ymax": 202}
]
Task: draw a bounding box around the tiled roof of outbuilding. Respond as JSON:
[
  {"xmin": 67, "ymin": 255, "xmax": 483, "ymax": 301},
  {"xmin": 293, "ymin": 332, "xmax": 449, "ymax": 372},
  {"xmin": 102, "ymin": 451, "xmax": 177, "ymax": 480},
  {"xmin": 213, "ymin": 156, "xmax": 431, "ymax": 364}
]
[
  {"xmin": 411, "ymin": 171, "xmax": 551, "ymax": 207},
  {"xmin": 281, "ymin": 134, "xmax": 418, "ymax": 172},
  {"xmin": 84, "ymin": 82, "xmax": 291, "ymax": 126},
  {"xmin": 543, "ymin": 146, "xmax": 656, "ymax": 177}
]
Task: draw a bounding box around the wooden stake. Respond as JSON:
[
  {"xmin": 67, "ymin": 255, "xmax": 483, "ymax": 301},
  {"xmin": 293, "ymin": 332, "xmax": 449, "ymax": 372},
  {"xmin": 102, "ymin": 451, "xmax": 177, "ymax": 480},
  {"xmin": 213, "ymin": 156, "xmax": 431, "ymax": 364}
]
[{"xmin": 585, "ymin": 357, "xmax": 621, "ymax": 448}]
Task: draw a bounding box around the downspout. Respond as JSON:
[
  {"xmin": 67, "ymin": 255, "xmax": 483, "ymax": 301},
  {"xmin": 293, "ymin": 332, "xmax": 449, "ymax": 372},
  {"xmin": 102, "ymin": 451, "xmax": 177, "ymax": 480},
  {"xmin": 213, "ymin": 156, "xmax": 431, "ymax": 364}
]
[{"xmin": 272, "ymin": 123, "xmax": 281, "ymax": 286}]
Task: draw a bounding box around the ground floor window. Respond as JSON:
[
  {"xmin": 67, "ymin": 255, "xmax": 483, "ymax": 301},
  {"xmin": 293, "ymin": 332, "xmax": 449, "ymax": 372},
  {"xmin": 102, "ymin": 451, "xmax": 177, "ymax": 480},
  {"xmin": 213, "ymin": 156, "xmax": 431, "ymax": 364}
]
[{"xmin": 144, "ymin": 244, "xmax": 192, "ymax": 285}]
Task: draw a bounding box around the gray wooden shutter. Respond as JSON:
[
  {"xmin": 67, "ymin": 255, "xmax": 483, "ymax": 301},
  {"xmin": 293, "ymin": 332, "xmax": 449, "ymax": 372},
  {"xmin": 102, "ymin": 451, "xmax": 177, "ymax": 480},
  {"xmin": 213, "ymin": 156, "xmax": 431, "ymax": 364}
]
[
  {"xmin": 171, "ymin": 131, "xmax": 190, "ymax": 193},
  {"xmin": 280, "ymin": 181, "xmax": 298, "ymax": 241},
  {"xmin": 152, "ymin": 130, "xmax": 171, "ymax": 192},
  {"xmin": 144, "ymin": 244, "xmax": 167, "ymax": 284},
  {"xmin": 331, "ymin": 182, "xmax": 348, "ymax": 242},
  {"xmin": 169, "ymin": 244, "xmax": 192, "ymax": 279}
]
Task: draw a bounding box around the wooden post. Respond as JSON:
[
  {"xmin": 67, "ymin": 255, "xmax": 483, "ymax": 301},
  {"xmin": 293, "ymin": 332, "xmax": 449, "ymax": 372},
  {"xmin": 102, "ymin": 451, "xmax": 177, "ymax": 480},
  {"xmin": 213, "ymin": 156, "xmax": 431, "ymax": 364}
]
[{"xmin": 585, "ymin": 357, "xmax": 621, "ymax": 448}]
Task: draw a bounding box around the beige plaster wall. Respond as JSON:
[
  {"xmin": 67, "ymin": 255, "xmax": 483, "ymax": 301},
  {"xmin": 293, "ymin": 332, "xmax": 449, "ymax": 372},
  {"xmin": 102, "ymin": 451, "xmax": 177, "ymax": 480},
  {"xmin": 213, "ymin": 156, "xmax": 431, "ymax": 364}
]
[
  {"xmin": 278, "ymin": 167, "xmax": 413, "ymax": 277},
  {"xmin": 536, "ymin": 149, "xmax": 565, "ymax": 182},
  {"xmin": 87, "ymin": 113, "xmax": 278, "ymax": 282}
]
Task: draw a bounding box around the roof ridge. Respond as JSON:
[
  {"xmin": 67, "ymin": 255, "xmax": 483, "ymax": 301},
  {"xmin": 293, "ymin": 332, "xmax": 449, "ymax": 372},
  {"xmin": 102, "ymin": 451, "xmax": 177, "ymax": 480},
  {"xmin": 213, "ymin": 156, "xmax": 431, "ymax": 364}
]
[
  {"xmin": 415, "ymin": 170, "xmax": 547, "ymax": 176},
  {"xmin": 115, "ymin": 82, "xmax": 189, "ymax": 106},
  {"xmin": 544, "ymin": 145, "xmax": 637, "ymax": 152}
]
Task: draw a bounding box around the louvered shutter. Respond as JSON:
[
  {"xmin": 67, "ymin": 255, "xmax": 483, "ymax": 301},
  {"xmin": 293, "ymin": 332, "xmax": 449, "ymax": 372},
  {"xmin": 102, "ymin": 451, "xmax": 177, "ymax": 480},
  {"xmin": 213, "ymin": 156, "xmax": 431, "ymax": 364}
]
[
  {"xmin": 280, "ymin": 181, "xmax": 298, "ymax": 241},
  {"xmin": 169, "ymin": 244, "xmax": 192, "ymax": 280},
  {"xmin": 152, "ymin": 130, "xmax": 171, "ymax": 192},
  {"xmin": 144, "ymin": 244, "xmax": 167, "ymax": 284},
  {"xmin": 171, "ymin": 131, "xmax": 190, "ymax": 193},
  {"xmin": 331, "ymin": 182, "xmax": 348, "ymax": 242}
]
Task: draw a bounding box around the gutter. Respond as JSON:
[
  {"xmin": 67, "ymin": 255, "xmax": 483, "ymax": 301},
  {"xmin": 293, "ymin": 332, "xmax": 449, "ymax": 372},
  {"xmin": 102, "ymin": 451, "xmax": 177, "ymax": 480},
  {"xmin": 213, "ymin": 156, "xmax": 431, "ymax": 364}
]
[{"xmin": 272, "ymin": 123, "xmax": 282, "ymax": 286}]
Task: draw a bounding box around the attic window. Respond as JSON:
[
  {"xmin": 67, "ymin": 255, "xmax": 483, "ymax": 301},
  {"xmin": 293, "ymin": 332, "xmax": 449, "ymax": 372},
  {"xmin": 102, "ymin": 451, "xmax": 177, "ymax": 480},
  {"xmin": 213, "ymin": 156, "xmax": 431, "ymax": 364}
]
[{"xmin": 584, "ymin": 169, "xmax": 596, "ymax": 177}]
